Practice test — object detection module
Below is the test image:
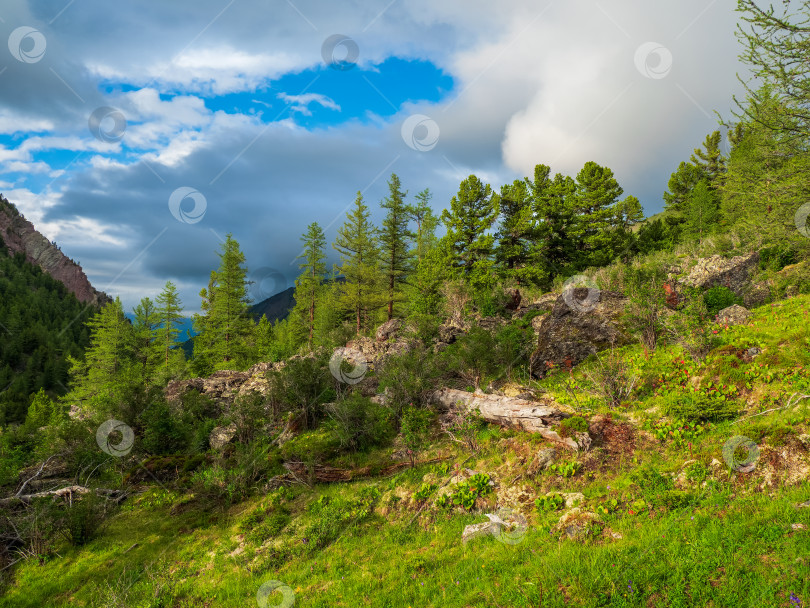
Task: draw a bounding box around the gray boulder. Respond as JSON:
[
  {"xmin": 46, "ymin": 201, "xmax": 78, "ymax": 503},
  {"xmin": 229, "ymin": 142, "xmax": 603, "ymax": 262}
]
[{"xmin": 529, "ymin": 289, "xmax": 630, "ymax": 378}]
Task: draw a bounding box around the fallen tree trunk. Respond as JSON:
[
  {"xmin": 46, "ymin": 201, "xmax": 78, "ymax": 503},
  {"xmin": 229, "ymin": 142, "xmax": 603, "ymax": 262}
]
[
  {"xmin": 281, "ymin": 457, "xmax": 448, "ymax": 486},
  {"xmin": 430, "ymin": 388, "xmax": 590, "ymax": 451},
  {"xmin": 0, "ymin": 486, "xmax": 124, "ymax": 507}
]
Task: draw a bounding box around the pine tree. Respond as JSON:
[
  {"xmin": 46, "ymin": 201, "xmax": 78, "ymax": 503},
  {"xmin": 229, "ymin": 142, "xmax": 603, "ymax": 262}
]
[
  {"xmin": 663, "ymin": 161, "xmax": 707, "ymax": 215},
  {"xmin": 333, "ymin": 192, "xmax": 382, "ymax": 334},
  {"xmin": 690, "ymin": 131, "xmax": 727, "ymax": 188},
  {"xmin": 494, "ymin": 178, "xmax": 542, "ymax": 286},
  {"xmin": 294, "ymin": 222, "xmax": 327, "ymax": 348},
  {"xmin": 532, "ymin": 166, "xmax": 577, "ymax": 285},
  {"xmin": 155, "ymin": 280, "xmax": 185, "ymax": 382},
  {"xmin": 379, "ymin": 173, "xmax": 413, "ymax": 320},
  {"xmin": 441, "ymin": 175, "xmax": 499, "ymax": 286},
  {"xmin": 572, "ymin": 161, "xmax": 624, "ymax": 269}
]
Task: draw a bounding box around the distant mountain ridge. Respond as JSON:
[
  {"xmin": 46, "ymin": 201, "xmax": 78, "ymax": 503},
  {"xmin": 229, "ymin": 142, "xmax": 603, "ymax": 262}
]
[
  {"xmin": 0, "ymin": 195, "xmax": 109, "ymax": 306},
  {"xmin": 250, "ymin": 285, "xmax": 296, "ymax": 323}
]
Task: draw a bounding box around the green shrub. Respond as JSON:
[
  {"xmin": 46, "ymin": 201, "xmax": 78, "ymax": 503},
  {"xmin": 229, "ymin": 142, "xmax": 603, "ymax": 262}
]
[
  {"xmin": 664, "ymin": 392, "xmax": 739, "ymax": 422},
  {"xmin": 630, "ymin": 465, "xmax": 673, "ymax": 504},
  {"xmin": 61, "ymin": 493, "xmax": 113, "ymax": 547},
  {"xmin": 139, "ymin": 400, "xmax": 188, "ymax": 455},
  {"xmin": 759, "ymin": 244, "xmax": 798, "ymax": 271},
  {"xmin": 703, "ymin": 286, "xmax": 742, "ymax": 318},
  {"xmin": 325, "ymin": 392, "xmax": 394, "ymax": 452},
  {"xmin": 267, "ymin": 353, "xmax": 336, "ymax": 430},
  {"xmin": 558, "ymin": 416, "xmax": 588, "ymax": 438},
  {"xmin": 400, "ymin": 407, "xmax": 434, "ymax": 467},
  {"xmin": 280, "ymin": 427, "xmax": 341, "ymax": 463},
  {"xmin": 377, "ymin": 345, "xmax": 442, "ymax": 417},
  {"xmin": 240, "ymin": 503, "xmax": 291, "ymax": 544}
]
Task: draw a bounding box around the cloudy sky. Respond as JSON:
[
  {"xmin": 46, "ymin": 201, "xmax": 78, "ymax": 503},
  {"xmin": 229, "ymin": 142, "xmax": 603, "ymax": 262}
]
[{"xmin": 0, "ymin": 0, "xmax": 746, "ymax": 313}]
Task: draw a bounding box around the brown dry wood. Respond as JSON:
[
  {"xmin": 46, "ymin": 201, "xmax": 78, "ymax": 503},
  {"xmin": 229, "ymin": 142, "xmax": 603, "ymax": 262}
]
[{"xmin": 430, "ymin": 388, "xmax": 588, "ymax": 450}]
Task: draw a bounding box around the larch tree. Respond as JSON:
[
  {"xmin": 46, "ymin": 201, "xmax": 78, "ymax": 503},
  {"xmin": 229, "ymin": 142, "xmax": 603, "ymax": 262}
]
[
  {"xmin": 132, "ymin": 296, "xmax": 160, "ymax": 390},
  {"xmin": 379, "ymin": 173, "xmax": 413, "ymax": 320},
  {"xmin": 407, "ymin": 188, "xmax": 439, "ymax": 262},
  {"xmin": 155, "ymin": 280, "xmax": 185, "ymax": 382},
  {"xmin": 333, "ymin": 192, "xmax": 382, "ymax": 334},
  {"xmin": 294, "ymin": 221, "xmax": 327, "ymax": 349}
]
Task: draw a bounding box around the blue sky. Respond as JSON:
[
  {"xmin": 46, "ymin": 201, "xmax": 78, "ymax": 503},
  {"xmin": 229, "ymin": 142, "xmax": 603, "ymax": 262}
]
[{"xmin": 0, "ymin": 0, "xmax": 746, "ymax": 313}]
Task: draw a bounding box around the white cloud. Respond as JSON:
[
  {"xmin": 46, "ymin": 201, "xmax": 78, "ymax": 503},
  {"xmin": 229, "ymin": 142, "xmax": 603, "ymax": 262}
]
[{"xmin": 277, "ymin": 92, "xmax": 340, "ymax": 116}]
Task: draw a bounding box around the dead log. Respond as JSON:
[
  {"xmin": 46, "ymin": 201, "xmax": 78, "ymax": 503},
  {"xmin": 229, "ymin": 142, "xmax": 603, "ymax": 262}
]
[
  {"xmin": 430, "ymin": 388, "xmax": 590, "ymax": 451},
  {"xmin": 0, "ymin": 486, "xmax": 124, "ymax": 507}
]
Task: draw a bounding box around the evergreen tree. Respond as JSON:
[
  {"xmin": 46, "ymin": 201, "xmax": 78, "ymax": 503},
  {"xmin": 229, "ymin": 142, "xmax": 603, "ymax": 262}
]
[
  {"xmin": 572, "ymin": 161, "xmax": 624, "ymax": 268},
  {"xmin": 441, "ymin": 175, "xmax": 499, "ymax": 287},
  {"xmin": 253, "ymin": 315, "xmax": 274, "ymax": 361},
  {"xmin": 663, "ymin": 161, "xmax": 707, "ymax": 215},
  {"xmin": 736, "ymin": 0, "xmax": 810, "ymax": 139},
  {"xmin": 192, "ymin": 235, "xmax": 253, "ymax": 372},
  {"xmin": 379, "ymin": 174, "xmax": 413, "ymax": 320},
  {"xmin": 720, "ymin": 87, "xmax": 810, "ymax": 241},
  {"xmin": 407, "ymin": 188, "xmax": 439, "ymax": 262},
  {"xmin": 494, "ymin": 178, "xmax": 542, "ymax": 285},
  {"xmin": 294, "ymin": 222, "xmax": 327, "ymax": 348},
  {"xmin": 532, "ymin": 166, "xmax": 577, "ymax": 285},
  {"xmin": 684, "ymin": 179, "xmax": 720, "ymax": 242},
  {"xmin": 690, "ymin": 131, "xmax": 727, "ymax": 188},
  {"xmin": 191, "ymin": 272, "xmax": 217, "ymax": 376},
  {"xmin": 155, "ymin": 280, "xmax": 185, "ymax": 382},
  {"xmin": 333, "ymin": 192, "xmax": 383, "ymax": 334},
  {"xmin": 132, "ymin": 297, "xmax": 160, "ymax": 390},
  {"xmin": 65, "ymin": 297, "xmax": 135, "ymax": 413}
]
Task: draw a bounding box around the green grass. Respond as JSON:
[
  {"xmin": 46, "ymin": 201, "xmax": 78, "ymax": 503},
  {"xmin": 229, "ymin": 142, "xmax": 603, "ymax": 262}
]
[{"xmin": 2, "ymin": 296, "xmax": 810, "ymax": 607}]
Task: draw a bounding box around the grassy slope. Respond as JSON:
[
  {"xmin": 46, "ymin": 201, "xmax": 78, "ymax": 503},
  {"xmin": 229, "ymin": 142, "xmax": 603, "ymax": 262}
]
[{"xmin": 3, "ymin": 296, "xmax": 810, "ymax": 608}]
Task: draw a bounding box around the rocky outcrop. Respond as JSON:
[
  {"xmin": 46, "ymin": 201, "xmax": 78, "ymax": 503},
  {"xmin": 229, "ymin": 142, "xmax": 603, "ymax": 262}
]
[
  {"xmin": 677, "ymin": 252, "xmax": 764, "ymax": 306},
  {"xmin": 529, "ymin": 289, "xmax": 630, "ymax": 378},
  {"xmin": 165, "ymin": 361, "xmax": 278, "ymax": 406},
  {"xmin": 716, "ymin": 304, "xmax": 751, "ymax": 326},
  {"xmin": 0, "ymin": 195, "xmax": 109, "ymax": 306}
]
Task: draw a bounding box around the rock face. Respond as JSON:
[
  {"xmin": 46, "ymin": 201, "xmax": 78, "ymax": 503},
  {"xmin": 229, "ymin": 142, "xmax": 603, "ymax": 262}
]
[
  {"xmin": 209, "ymin": 424, "xmax": 237, "ymax": 449},
  {"xmin": 716, "ymin": 304, "xmax": 750, "ymax": 326},
  {"xmin": 529, "ymin": 289, "xmax": 630, "ymax": 378},
  {"xmin": 0, "ymin": 195, "xmax": 109, "ymax": 306},
  {"xmin": 678, "ymin": 252, "xmax": 763, "ymax": 306},
  {"xmin": 165, "ymin": 361, "xmax": 277, "ymax": 406}
]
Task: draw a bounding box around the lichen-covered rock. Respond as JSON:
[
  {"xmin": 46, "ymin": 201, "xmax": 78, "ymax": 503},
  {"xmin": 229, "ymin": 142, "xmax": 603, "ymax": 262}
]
[
  {"xmin": 165, "ymin": 360, "xmax": 278, "ymax": 407},
  {"xmin": 375, "ymin": 318, "xmax": 402, "ymax": 343},
  {"xmin": 678, "ymin": 252, "xmax": 761, "ymax": 302},
  {"xmin": 555, "ymin": 508, "xmax": 601, "ymax": 540},
  {"xmin": 529, "ymin": 289, "xmax": 630, "ymax": 378},
  {"xmin": 528, "ymin": 447, "xmax": 557, "ymax": 474},
  {"xmin": 209, "ymin": 424, "xmax": 237, "ymax": 450},
  {"xmin": 716, "ymin": 304, "xmax": 750, "ymax": 326}
]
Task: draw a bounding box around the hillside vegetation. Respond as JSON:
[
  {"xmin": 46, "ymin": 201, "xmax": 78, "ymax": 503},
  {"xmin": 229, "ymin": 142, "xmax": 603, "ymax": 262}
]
[{"xmin": 2, "ymin": 1, "xmax": 810, "ymax": 606}]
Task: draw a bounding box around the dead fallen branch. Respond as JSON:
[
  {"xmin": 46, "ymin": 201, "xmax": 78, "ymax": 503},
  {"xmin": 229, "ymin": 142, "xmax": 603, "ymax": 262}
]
[{"xmin": 430, "ymin": 388, "xmax": 590, "ymax": 451}]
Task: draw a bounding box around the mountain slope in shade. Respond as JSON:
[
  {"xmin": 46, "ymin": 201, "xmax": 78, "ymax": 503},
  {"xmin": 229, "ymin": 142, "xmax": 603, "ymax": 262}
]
[
  {"xmin": 0, "ymin": 195, "xmax": 110, "ymax": 306},
  {"xmin": 249, "ymin": 285, "xmax": 297, "ymax": 323}
]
